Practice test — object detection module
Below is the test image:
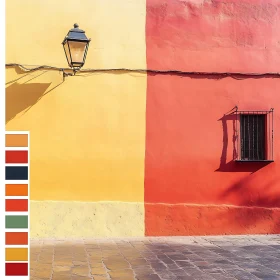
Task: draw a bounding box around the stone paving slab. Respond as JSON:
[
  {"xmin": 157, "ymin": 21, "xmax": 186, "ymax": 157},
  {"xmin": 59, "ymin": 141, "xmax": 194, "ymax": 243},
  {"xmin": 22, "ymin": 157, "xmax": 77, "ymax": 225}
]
[{"xmin": 30, "ymin": 235, "xmax": 280, "ymax": 280}]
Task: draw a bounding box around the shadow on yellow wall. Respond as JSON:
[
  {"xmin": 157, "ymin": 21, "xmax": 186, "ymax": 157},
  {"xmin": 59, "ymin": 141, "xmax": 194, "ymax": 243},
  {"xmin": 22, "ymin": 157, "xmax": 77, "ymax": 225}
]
[
  {"xmin": 6, "ymin": 65, "xmax": 146, "ymax": 203},
  {"xmin": 6, "ymin": 66, "xmax": 64, "ymax": 124}
]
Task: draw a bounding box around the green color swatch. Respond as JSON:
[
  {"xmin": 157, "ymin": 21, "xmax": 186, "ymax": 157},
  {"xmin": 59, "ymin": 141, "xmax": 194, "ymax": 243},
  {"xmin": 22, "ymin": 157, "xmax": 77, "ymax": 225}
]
[{"xmin": 6, "ymin": 216, "xmax": 28, "ymax": 228}]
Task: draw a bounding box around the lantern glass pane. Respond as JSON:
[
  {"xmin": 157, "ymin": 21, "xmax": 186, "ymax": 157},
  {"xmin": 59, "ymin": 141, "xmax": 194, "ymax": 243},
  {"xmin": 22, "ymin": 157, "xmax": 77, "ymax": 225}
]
[
  {"xmin": 72, "ymin": 62, "xmax": 83, "ymax": 67},
  {"xmin": 68, "ymin": 41, "xmax": 87, "ymax": 63},
  {"xmin": 63, "ymin": 42, "xmax": 71, "ymax": 66}
]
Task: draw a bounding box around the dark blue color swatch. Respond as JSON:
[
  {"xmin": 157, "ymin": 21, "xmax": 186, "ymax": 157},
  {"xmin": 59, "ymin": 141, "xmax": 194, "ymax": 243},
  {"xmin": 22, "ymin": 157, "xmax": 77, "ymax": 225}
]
[{"xmin": 5, "ymin": 166, "xmax": 28, "ymax": 180}]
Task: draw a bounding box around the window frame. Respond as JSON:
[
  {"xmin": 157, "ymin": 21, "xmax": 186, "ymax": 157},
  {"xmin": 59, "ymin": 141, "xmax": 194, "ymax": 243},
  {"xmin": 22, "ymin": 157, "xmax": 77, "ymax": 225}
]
[{"xmin": 234, "ymin": 108, "xmax": 274, "ymax": 162}]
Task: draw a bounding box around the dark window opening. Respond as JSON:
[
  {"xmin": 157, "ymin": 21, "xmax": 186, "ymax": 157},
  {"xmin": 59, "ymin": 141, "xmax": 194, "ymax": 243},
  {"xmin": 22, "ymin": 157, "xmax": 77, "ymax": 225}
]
[
  {"xmin": 234, "ymin": 108, "xmax": 273, "ymax": 162},
  {"xmin": 240, "ymin": 114, "xmax": 265, "ymax": 161}
]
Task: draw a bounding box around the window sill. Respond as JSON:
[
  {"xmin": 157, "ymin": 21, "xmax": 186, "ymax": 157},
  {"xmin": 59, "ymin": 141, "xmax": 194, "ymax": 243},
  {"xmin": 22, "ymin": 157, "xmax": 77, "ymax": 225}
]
[{"xmin": 235, "ymin": 160, "xmax": 274, "ymax": 163}]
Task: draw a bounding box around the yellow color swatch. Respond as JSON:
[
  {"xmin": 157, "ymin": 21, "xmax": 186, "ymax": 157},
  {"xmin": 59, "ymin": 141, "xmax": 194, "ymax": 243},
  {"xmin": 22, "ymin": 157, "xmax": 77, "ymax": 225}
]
[{"xmin": 5, "ymin": 248, "xmax": 28, "ymax": 261}]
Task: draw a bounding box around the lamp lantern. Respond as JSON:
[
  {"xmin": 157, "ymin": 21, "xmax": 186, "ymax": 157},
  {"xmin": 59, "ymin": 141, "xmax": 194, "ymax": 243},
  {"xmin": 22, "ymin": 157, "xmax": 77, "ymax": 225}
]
[{"xmin": 62, "ymin": 23, "xmax": 90, "ymax": 71}]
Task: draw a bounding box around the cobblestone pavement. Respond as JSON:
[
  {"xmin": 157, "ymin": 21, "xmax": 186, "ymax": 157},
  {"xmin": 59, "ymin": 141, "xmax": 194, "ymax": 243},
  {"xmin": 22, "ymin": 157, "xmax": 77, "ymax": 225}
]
[{"xmin": 30, "ymin": 235, "xmax": 280, "ymax": 280}]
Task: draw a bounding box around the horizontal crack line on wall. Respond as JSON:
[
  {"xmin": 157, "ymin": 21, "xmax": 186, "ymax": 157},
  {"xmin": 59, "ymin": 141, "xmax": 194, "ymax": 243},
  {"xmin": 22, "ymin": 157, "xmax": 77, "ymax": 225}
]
[
  {"xmin": 29, "ymin": 201, "xmax": 280, "ymax": 210},
  {"xmin": 145, "ymin": 202, "xmax": 280, "ymax": 210},
  {"xmin": 6, "ymin": 63, "xmax": 280, "ymax": 79}
]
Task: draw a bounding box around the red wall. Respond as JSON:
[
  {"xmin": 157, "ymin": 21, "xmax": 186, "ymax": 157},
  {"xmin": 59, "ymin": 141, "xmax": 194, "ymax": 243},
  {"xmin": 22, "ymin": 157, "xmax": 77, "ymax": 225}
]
[
  {"xmin": 145, "ymin": 0, "xmax": 280, "ymax": 235},
  {"xmin": 146, "ymin": 0, "xmax": 280, "ymax": 73}
]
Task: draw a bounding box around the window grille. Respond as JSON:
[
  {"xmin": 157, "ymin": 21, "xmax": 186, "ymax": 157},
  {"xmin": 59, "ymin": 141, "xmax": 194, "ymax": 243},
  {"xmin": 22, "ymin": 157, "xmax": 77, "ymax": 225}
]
[{"xmin": 235, "ymin": 108, "xmax": 274, "ymax": 162}]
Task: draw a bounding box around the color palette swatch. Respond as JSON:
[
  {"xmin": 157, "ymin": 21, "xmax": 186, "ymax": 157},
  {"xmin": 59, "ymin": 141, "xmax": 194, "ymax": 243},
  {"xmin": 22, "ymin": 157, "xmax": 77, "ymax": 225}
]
[{"xmin": 5, "ymin": 132, "xmax": 29, "ymax": 278}]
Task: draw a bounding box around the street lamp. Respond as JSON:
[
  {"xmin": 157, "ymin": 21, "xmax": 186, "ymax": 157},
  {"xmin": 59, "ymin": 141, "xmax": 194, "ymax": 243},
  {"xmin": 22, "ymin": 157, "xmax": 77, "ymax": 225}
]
[{"xmin": 62, "ymin": 23, "xmax": 91, "ymax": 72}]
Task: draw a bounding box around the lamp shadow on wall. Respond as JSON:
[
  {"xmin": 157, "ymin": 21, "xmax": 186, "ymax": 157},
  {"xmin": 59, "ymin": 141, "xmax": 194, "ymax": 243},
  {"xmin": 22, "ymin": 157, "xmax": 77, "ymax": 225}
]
[
  {"xmin": 215, "ymin": 112, "xmax": 271, "ymax": 173},
  {"xmin": 6, "ymin": 67, "xmax": 64, "ymax": 124}
]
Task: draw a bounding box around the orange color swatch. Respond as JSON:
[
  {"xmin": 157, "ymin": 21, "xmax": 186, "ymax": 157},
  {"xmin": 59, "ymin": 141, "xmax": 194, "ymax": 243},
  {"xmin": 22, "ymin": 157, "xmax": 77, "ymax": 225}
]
[
  {"xmin": 5, "ymin": 134, "xmax": 28, "ymax": 147},
  {"xmin": 5, "ymin": 184, "xmax": 28, "ymax": 196},
  {"xmin": 5, "ymin": 232, "xmax": 28, "ymax": 245}
]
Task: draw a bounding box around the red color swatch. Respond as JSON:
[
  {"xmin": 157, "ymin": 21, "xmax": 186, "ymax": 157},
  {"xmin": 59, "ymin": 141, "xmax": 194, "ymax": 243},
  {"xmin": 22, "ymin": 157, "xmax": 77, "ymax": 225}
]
[
  {"xmin": 5, "ymin": 151, "xmax": 28, "ymax": 164},
  {"xmin": 6, "ymin": 263, "xmax": 28, "ymax": 276},
  {"xmin": 6, "ymin": 232, "xmax": 28, "ymax": 245},
  {"xmin": 5, "ymin": 199, "xmax": 28, "ymax": 212}
]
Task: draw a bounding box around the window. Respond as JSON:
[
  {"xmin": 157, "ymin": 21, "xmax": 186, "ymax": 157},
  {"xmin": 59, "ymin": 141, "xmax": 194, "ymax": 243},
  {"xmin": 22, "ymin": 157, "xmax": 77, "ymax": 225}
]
[
  {"xmin": 240, "ymin": 114, "xmax": 265, "ymax": 160},
  {"xmin": 235, "ymin": 108, "xmax": 274, "ymax": 162}
]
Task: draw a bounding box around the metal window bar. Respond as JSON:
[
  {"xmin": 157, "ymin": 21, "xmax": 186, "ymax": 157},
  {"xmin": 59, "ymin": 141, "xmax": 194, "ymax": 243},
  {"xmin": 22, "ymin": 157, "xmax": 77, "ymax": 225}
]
[
  {"xmin": 236, "ymin": 108, "xmax": 238, "ymax": 160},
  {"xmin": 272, "ymin": 109, "xmax": 274, "ymax": 160},
  {"xmin": 235, "ymin": 108, "xmax": 274, "ymax": 162}
]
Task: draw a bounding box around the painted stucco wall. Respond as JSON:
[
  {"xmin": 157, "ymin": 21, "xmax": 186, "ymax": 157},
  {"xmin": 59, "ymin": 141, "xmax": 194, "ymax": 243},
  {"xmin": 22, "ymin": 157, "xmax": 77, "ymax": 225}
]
[
  {"xmin": 146, "ymin": 0, "xmax": 280, "ymax": 73},
  {"xmin": 145, "ymin": 0, "xmax": 280, "ymax": 235},
  {"xmin": 6, "ymin": 0, "xmax": 146, "ymax": 237},
  {"xmin": 144, "ymin": 75, "xmax": 280, "ymax": 235},
  {"xmin": 6, "ymin": 0, "xmax": 280, "ymax": 237}
]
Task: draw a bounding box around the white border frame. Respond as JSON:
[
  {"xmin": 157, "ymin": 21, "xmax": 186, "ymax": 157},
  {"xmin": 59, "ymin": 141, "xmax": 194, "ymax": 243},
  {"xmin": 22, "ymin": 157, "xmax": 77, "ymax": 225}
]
[
  {"xmin": 1, "ymin": 0, "xmax": 6, "ymax": 276},
  {"xmin": 4, "ymin": 131, "xmax": 29, "ymax": 279}
]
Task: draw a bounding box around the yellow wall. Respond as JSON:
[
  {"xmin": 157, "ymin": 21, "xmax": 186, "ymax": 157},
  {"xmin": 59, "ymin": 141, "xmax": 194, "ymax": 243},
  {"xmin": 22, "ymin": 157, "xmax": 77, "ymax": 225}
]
[
  {"xmin": 6, "ymin": 69, "xmax": 146, "ymax": 202},
  {"xmin": 6, "ymin": 0, "xmax": 146, "ymax": 69},
  {"xmin": 30, "ymin": 201, "xmax": 144, "ymax": 238},
  {"xmin": 6, "ymin": 0, "xmax": 146, "ymax": 237}
]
